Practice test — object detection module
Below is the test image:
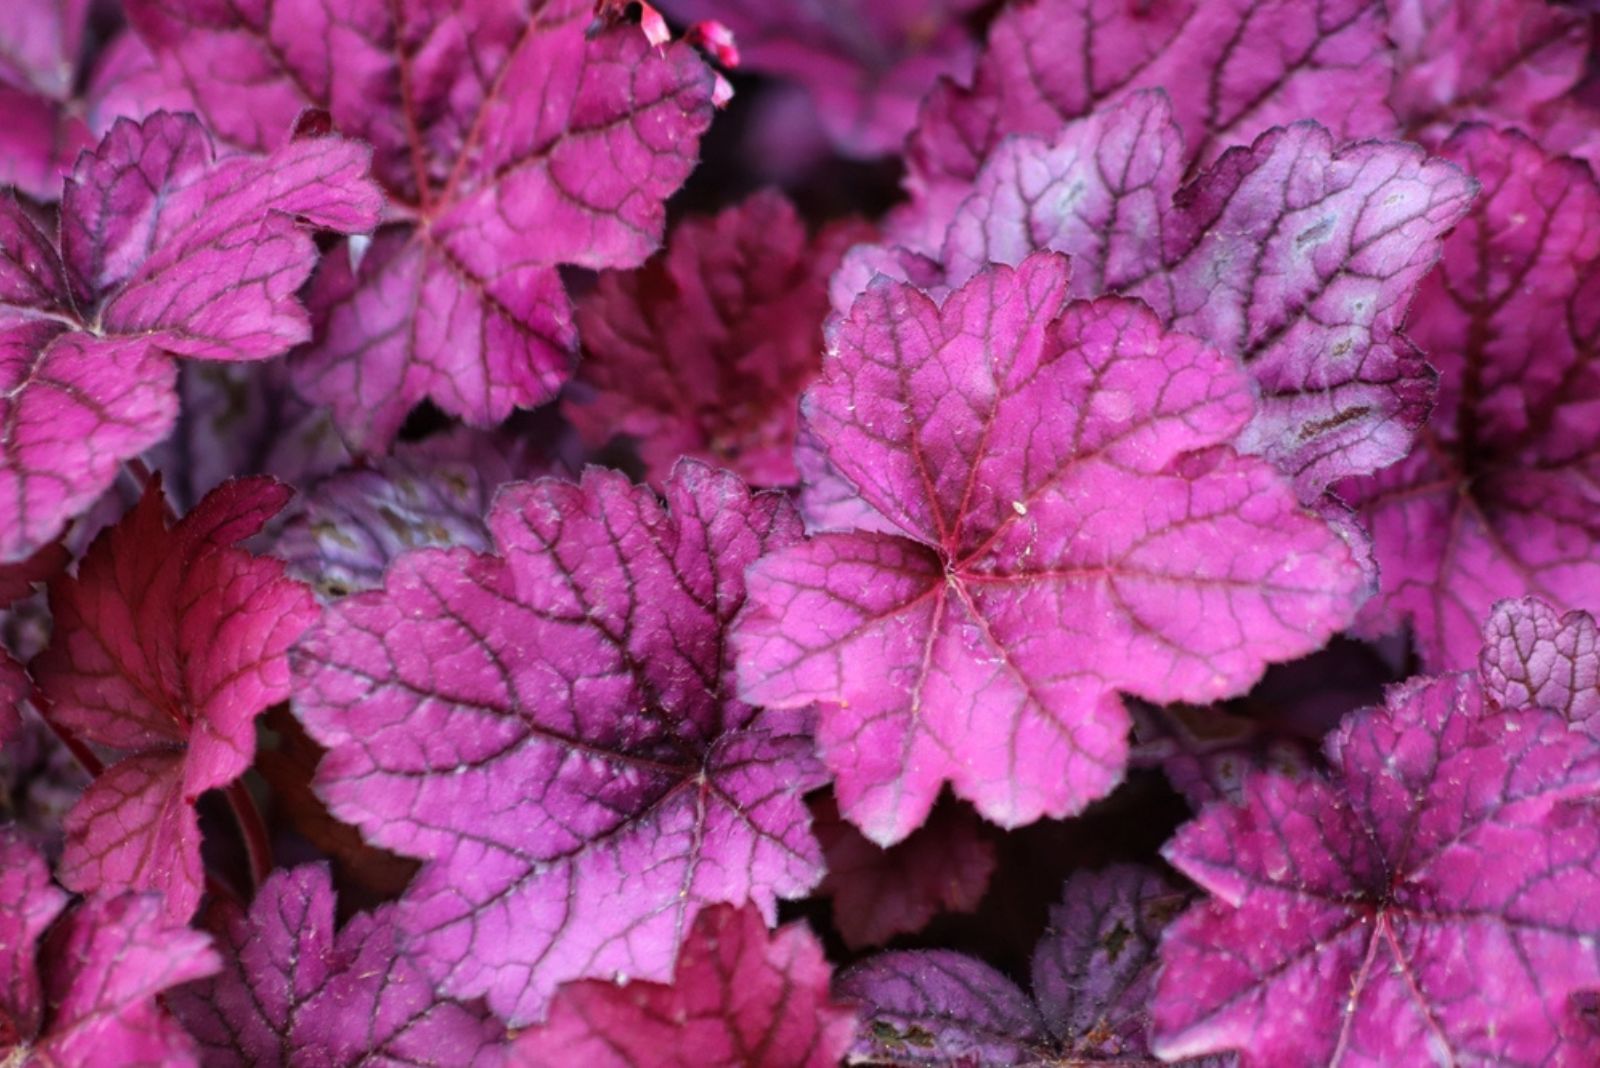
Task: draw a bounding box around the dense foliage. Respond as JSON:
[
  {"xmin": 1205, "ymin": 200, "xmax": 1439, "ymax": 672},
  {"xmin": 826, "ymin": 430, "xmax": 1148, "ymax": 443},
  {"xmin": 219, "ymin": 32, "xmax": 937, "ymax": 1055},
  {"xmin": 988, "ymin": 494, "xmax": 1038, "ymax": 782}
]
[{"xmin": 3, "ymin": 1, "xmax": 1600, "ymax": 1065}]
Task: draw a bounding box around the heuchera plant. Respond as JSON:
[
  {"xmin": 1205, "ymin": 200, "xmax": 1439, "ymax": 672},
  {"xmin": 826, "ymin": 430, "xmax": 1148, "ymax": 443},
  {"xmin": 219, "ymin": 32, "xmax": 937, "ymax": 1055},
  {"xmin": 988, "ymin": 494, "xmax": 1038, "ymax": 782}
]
[{"xmin": 3, "ymin": 1, "xmax": 1600, "ymax": 1065}]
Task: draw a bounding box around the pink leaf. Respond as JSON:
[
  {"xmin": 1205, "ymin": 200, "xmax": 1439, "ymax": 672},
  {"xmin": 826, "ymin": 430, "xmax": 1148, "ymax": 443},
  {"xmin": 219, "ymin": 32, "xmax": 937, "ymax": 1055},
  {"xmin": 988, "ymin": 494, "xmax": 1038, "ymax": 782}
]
[
  {"xmin": 0, "ymin": 830, "xmax": 219, "ymax": 1064},
  {"xmin": 1388, "ymin": 0, "xmax": 1592, "ymax": 146},
  {"xmin": 568, "ymin": 191, "xmax": 870, "ymax": 488},
  {"xmin": 814, "ymin": 793, "xmax": 996, "ymax": 950},
  {"xmin": 854, "ymin": 91, "xmax": 1476, "ymax": 496},
  {"xmin": 291, "ymin": 461, "xmax": 827, "ymax": 1025},
  {"xmin": 127, "ymin": 0, "xmax": 718, "ymax": 449},
  {"xmin": 0, "ymin": 113, "xmax": 380, "ymax": 563},
  {"xmin": 511, "ymin": 904, "xmax": 856, "ymax": 1068},
  {"xmin": 1481, "ymin": 597, "xmax": 1600, "ymax": 738},
  {"xmin": 1342, "ymin": 126, "xmax": 1600, "ymax": 669},
  {"xmin": 172, "ymin": 865, "xmax": 512, "ymax": 1067},
  {"xmin": 736, "ymin": 254, "xmax": 1363, "ymax": 844},
  {"xmin": 735, "ymin": 254, "xmax": 1367, "ymax": 845},
  {"xmin": 33, "ymin": 476, "xmax": 319, "ymax": 921},
  {"xmin": 902, "ymin": 0, "xmax": 1396, "ymax": 244},
  {"xmin": 1153, "ymin": 672, "xmax": 1600, "ymax": 1065}
]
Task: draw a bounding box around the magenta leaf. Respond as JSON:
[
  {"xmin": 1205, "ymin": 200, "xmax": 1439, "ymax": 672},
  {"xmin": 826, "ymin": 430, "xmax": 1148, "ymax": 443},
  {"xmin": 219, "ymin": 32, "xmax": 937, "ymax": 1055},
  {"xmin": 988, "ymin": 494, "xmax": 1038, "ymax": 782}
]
[
  {"xmin": 655, "ymin": 0, "xmax": 983, "ymax": 157},
  {"xmin": 1388, "ymin": 0, "xmax": 1592, "ymax": 146},
  {"xmin": 813, "ymin": 794, "xmax": 996, "ymax": 951},
  {"xmin": 128, "ymin": 0, "xmax": 717, "ymax": 449},
  {"xmin": 735, "ymin": 253, "xmax": 1367, "ymax": 845},
  {"xmin": 840, "ymin": 866, "xmax": 1213, "ymax": 1066},
  {"xmin": 0, "ymin": 829, "xmax": 219, "ymax": 1065},
  {"xmin": 292, "ymin": 460, "xmax": 827, "ymax": 1025},
  {"xmin": 32, "ymin": 476, "xmax": 319, "ymax": 921},
  {"xmin": 511, "ymin": 903, "xmax": 856, "ymax": 1068},
  {"xmin": 171, "ymin": 864, "xmax": 512, "ymax": 1067},
  {"xmin": 902, "ymin": 0, "xmax": 1396, "ymax": 243},
  {"xmin": 272, "ymin": 427, "xmax": 555, "ymax": 599},
  {"xmin": 1153, "ymin": 672, "xmax": 1600, "ymax": 1065},
  {"xmin": 1482, "ymin": 597, "xmax": 1600, "ymax": 739},
  {"xmin": 568, "ymin": 191, "xmax": 869, "ymax": 488},
  {"xmin": 0, "ymin": 542, "xmax": 63, "ymax": 747},
  {"xmin": 863, "ymin": 90, "xmax": 1477, "ymax": 496},
  {"xmin": 1342, "ymin": 126, "xmax": 1600, "ymax": 669},
  {"xmin": 0, "ymin": 0, "xmax": 93, "ymax": 201},
  {"xmin": 0, "ymin": 112, "xmax": 380, "ymax": 562}
]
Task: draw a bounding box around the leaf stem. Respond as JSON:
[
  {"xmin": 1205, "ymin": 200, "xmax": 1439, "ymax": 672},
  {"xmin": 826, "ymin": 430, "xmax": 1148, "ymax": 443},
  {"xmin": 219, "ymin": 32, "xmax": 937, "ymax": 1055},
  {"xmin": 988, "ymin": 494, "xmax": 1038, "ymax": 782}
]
[{"xmin": 225, "ymin": 778, "xmax": 273, "ymax": 891}]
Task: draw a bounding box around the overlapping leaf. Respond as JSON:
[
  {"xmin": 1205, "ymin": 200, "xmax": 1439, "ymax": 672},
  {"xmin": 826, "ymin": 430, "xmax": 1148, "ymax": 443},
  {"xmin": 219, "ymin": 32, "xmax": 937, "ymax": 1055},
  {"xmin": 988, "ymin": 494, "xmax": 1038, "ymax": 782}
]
[
  {"xmin": 656, "ymin": 0, "xmax": 983, "ymax": 157},
  {"xmin": 172, "ymin": 865, "xmax": 511, "ymax": 1067},
  {"xmin": 127, "ymin": 0, "xmax": 717, "ymax": 449},
  {"xmin": 1153, "ymin": 673, "xmax": 1600, "ymax": 1065},
  {"xmin": 734, "ymin": 253, "xmax": 1366, "ymax": 845},
  {"xmin": 32, "ymin": 477, "xmax": 318, "ymax": 921},
  {"xmin": 846, "ymin": 90, "xmax": 1476, "ymax": 496},
  {"xmin": 512, "ymin": 904, "xmax": 856, "ymax": 1068},
  {"xmin": 899, "ymin": 0, "xmax": 1396, "ymax": 247},
  {"xmin": 0, "ymin": 111, "xmax": 380, "ymax": 562},
  {"xmin": 1388, "ymin": 0, "xmax": 1595, "ymax": 153},
  {"xmin": 839, "ymin": 866, "xmax": 1212, "ymax": 1066},
  {"xmin": 273, "ymin": 428, "xmax": 553, "ymax": 599},
  {"xmin": 813, "ymin": 794, "xmax": 996, "ymax": 950},
  {"xmin": 292, "ymin": 461, "xmax": 827, "ymax": 1025},
  {"xmin": 1342, "ymin": 126, "xmax": 1600, "ymax": 669},
  {"xmin": 1482, "ymin": 597, "xmax": 1600, "ymax": 739},
  {"xmin": 568, "ymin": 191, "xmax": 868, "ymax": 488},
  {"xmin": 0, "ymin": 830, "xmax": 219, "ymax": 1066}
]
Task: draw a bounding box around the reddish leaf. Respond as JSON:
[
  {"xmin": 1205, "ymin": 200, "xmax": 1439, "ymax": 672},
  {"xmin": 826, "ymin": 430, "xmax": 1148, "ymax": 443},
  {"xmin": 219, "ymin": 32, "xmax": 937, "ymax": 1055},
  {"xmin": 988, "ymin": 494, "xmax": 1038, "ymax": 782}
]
[
  {"xmin": 292, "ymin": 462, "xmax": 827, "ymax": 1025},
  {"xmin": 735, "ymin": 254, "xmax": 1367, "ymax": 845},
  {"xmin": 127, "ymin": 0, "xmax": 718, "ymax": 449},
  {"xmin": 1342, "ymin": 126, "xmax": 1600, "ymax": 669},
  {"xmin": 0, "ymin": 113, "xmax": 380, "ymax": 562},
  {"xmin": 511, "ymin": 904, "xmax": 856, "ymax": 1068},
  {"xmin": 1481, "ymin": 597, "xmax": 1600, "ymax": 738},
  {"xmin": 172, "ymin": 865, "xmax": 511, "ymax": 1067},
  {"xmin": 32, "ymin": 477, "xmax": 319, "ymax": 921},
  {"xmin": 814, "ymin": 794, "xmax": 996, "ymax": 951},
  {"xmin": 568, "ymin": 191, "xmax": 870, "ymax": 488},
  {"xmin": 1153, "ymin": 673, "xmax": 1600, "ymax": 1065},
  {"xmin": 0, "ymin": 830, "xmax": 219, "ymax": 1065},
  {"xmin": 656, "ymin": 0, "xmax": 984, "ymax": 157}
]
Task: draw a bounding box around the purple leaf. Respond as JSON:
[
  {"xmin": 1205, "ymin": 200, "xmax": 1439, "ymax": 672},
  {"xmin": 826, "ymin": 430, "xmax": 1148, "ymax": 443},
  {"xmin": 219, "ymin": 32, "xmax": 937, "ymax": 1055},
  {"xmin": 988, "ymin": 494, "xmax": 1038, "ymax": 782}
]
[
  {"xmin": 902, "ymin": 0, "xmax": 1396, "ymax": 244},
  {"xmin": 172, "ymin": 865, "xmax": 511, "ymax": 1067},
  {"xmin": 813, "ymin": 794, "xmax": 996, "ymax": 951},
  {"xmin": 128, "ymin": 0, "xmax": 718, "ymax": 449},
  {"xmin": 0, "ymin": 112, "xmax": 380, "ymax": 563},
  {"xmin": 0, "ymin": 830, "xmax": 219, "ymax": 1065},
  {"xmin": 1130, "ymin": 704, "xmax": 1316, "ymax": 811},
  {"xmin": 1481, "ymin": 597, "xmax": 1600, "ymax": 738},
  {"xmin": 0, "ymin": 0, "xmax": 94, "ymax": 201},
  {"xmin": 33, "ymin": 477, "xmax": 319, "ymax": 921},
  {"xmin": 840, "ymin": 866, "xmax": 1215, "ymax": 1066},
  {"xmin": 655, "ymin": 0, "xmax": 984, "ymax": 158},
  {"xmin": 860, "ymin": 90, "xmax": 1476, "ymax": 496},
  {"xmin": 511, "ymin": 903, "xmax": 856, "ymax": 1068},
  {"xmin": 272, "ymin": 427, "xmax": 557, "ymax": 598},
  {"xmin": 567, "ymin": 191, "xmax": 869, "ymax": 488},
  {"xmin": 735, "ymin": 253, "xmax": 1367, "ymax": 845},
  {"xmin": 292, "ymin": 461, "xmax": 827, "ymax": 1025},
  {"xmin": 1342, "ymin": 126, "xmax": 1600, "ymax": 669},
  {"xmin": 1388, "ymin": 0, "xmax": 1592, "ymax": 146},
  {"xmin": 1153, "ymin": 672, "xmax": 1600, "ymax": 1065}
]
